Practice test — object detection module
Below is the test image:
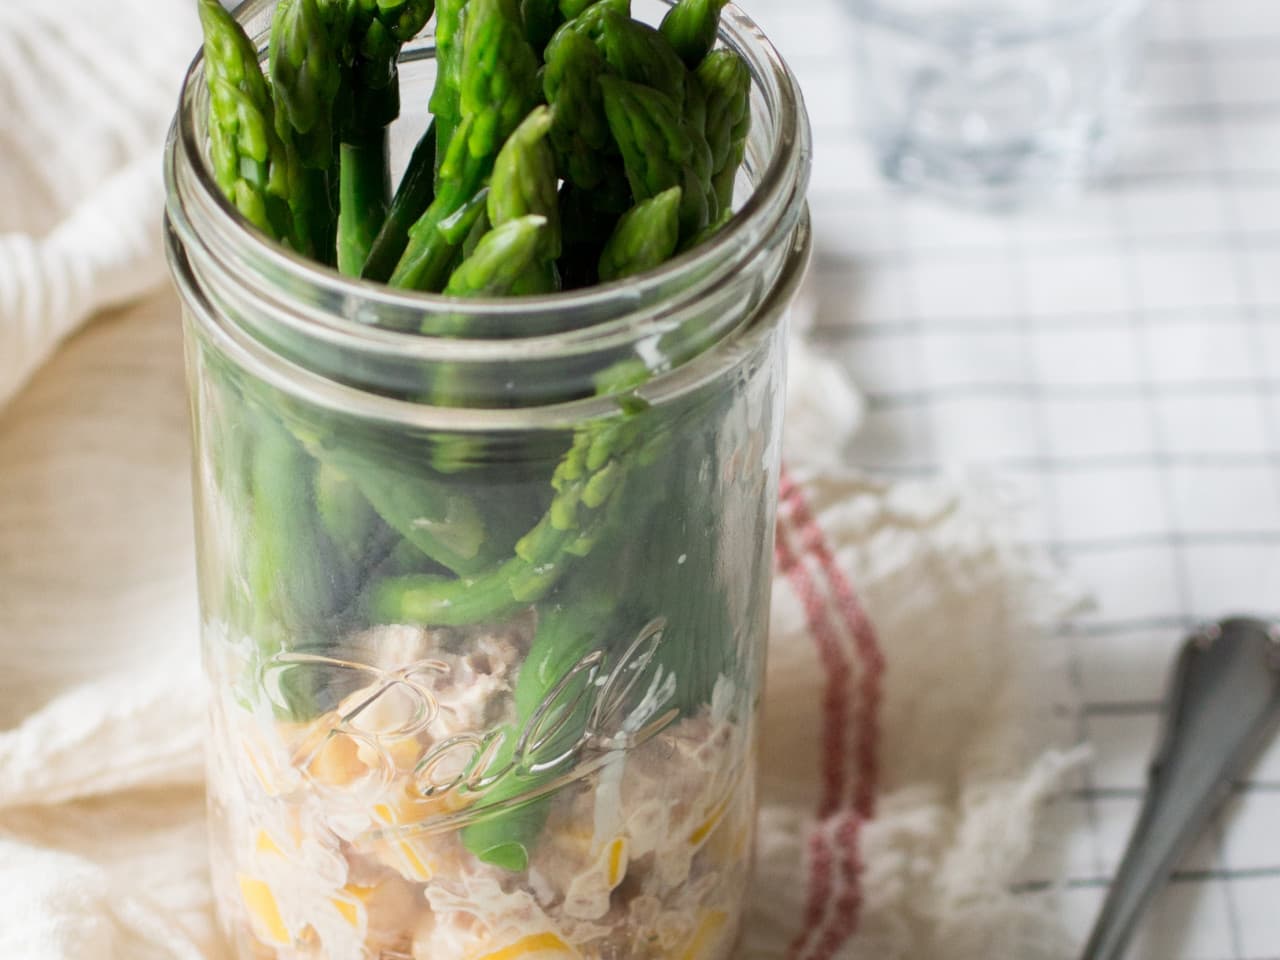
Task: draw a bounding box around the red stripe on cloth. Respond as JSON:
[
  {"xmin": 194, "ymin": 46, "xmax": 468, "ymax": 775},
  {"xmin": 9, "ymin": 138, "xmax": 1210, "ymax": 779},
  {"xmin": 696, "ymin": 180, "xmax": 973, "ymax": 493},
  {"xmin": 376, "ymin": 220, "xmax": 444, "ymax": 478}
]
[
  {"xmin": 774, "ymin": 510, "xmax": 852, "ymax": 818},
  {"xmin": 791, "ymin": 821, "xmax": 838, "ymax": 959},
  {"xmin": 775, "ymin": 509, "xmax": 851, "ymax": 960},
  {"xmin": 781, "ymin": 471, "xmax": 886, "ymax": 818},
  {"xmin": 775, "ymin": 467, "xmax": 887, "ymax": 960},
  {"xmin": 806, "ymin": 813, "xmax": 866, "ymax": 960}
]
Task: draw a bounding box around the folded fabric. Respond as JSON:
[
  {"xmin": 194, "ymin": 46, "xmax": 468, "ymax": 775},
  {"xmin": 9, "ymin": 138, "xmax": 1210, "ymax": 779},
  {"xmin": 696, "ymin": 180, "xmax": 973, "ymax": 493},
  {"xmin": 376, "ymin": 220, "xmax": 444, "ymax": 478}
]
[{"xmin": 0, "ymin": 0, "xmax": 195, "ymax": 409}]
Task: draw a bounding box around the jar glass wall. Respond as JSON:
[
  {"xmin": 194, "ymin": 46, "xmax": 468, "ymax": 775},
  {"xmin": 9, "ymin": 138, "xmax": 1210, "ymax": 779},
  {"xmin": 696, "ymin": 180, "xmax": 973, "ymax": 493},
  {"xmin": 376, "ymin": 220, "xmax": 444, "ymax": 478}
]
[{"xmin": 165, "ymin": 2, "xmax": 811, "ymax": 957}]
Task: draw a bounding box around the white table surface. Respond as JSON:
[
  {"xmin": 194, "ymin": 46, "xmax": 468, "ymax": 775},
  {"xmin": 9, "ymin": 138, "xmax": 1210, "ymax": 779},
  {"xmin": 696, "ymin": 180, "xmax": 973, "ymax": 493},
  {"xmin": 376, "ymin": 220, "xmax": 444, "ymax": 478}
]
[{"xmin": 746, "ymin": 0, "xmax": 1280, "ymax": 955}]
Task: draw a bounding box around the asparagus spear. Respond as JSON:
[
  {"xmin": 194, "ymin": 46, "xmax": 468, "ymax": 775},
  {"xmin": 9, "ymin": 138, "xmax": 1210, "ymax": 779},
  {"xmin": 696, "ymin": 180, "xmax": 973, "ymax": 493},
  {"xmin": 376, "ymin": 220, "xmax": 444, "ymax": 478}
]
[
  {"xmin": 314, "ymin": 461, "xmax": 380, "ymax": 566},
  {"xmin": 339, "ymin": 0, "xmax": 437, "ymax": 78},
  {"xmin": 659, "ymin": 0, "xmax": 729, "ymax": 69},
  {"xmin": 598, "ymin": 11, "xmax": 686, "ymax": 107},
  {"xmin": 681, "ymin": 204, "xmax": 733, "ymax": 250},
  {"xmin": 245, "ymin": 417, "xmax": 354, "ymax": 643},
  {"xmin": 559, "ymin": 0, "xmax": 605, "ymax": 17},
  {"xmin": 198, "ymin": 0, "xmax": 308, "ymax": 252},
  {"xmin": 292, "ymin": 425, "xmax": 523, "ymax": 576},
  {"xmin": 362, "ymin": 121, "xmax": 438, "ymax": 282},
  {"xmin": 474, "ymin": 106, "xmax": 562, "ymax": 299},
  {"xmin": 360, "ymin": 0, "xmax": 438, "ymax": 42},
  {"xmin": 267, "ymin": 0, "xmax": 436, "ymax": 270},
  {"xmin": 425, "ymin": 145, "xmax": 556, "ymax": 467},
  {"xmin": 598, "ymin": 185, "xmax": 682, "ymax": 281},
  {"xmin": 460, "ymin": 584, "xmax": 617, "ymax": 869},
  {"xmin": 697, "ymin": 49, "xmax": 752, "ymax": 211},
  {"xmin": 391, "ymin": 0, "xmax": 539, "ymax": 292},
  {"xmin": 542, "ymin": 28, "xmax": 612, "ymax": 190},
  {"xmin": 364, "ymin": 359, "xmax": 655, "ymax": 626},
  {"xmin": 600, "ymin": 76, "xmax": 709, "ymax": 239},
  {"xmin": 683, "ymin": 67, "xmax": 720, "ymax": 223},
  {"xmin": 636, "ymin": 432, "xmax": 735, "ymax": 717},
  {"xmin": 378, "ymin": 366, "xmax": 660, "ymax": 869},
  {"xmin": 270, "ymin": 0, "xmax": 343, "ymax": 193},
  {"xmin": 457, "ymin": 0, "xmax": 540, "ymax": 167},
  {"xmin": 333, "ymin": 1, "xmax": 436, "ymax": 274},
  {"xmin": 269, "ymin": 0, "xmax": 346, "ymax": 259},
  {"xmin": 429, "ymin": 0, "xmax": 467, "ymax": 177},
  {"xmin": 522, "ymin": 0, "xmax": 565, "ymax": 54},
  {"xmin": 601, "ymin": 77, "xmax": 690, "ymax": 197},
  {"xmin": 444, "ymin": 215, "xmax": 550, "ymax": 296},
  {"xmin": 337, "ymin": 127, "xmax": 393, "ymax": 274},
  {"xmin": 458, "ymin": 368, "xmax": 716, "ymax": 870},
  {"xmin": 488, "ymin": 108, "xmax": 561, "ymax": 256}
]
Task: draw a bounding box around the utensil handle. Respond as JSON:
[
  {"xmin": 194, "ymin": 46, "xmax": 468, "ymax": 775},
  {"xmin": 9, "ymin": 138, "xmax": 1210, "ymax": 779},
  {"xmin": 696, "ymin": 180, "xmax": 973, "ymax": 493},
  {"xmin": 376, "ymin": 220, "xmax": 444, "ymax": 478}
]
[
  {"xmin": 1080, "ymin": 764, "xmax": 1230, "ymax": 960},
  {"xmin": 1081, "ymin": 618, "xmax": 1280, "ymax": 960}
]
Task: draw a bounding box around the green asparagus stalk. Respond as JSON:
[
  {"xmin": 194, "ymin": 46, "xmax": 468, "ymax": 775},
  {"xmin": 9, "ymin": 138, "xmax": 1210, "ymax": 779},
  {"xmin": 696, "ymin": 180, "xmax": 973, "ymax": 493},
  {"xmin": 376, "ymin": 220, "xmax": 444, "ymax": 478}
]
[
  {"xmin": 444, "ymin": 215, "xmax": 550, "ymax": 296},
  {"xmin": 429, "ymin": 0, "xmax": 468, "ymax": 177},
  {"xmin": 393, "ymin": 132, "xmax": 495, "ymax": 292},
  {"xmin": 337, "ymin": 132, "xmax": 393, "ymax": 274},
  {"xmin": 460, "ymin": 108, "xmax": 560, "ymax": 305},
  {"xmin": 333, "ymin": 1, "xmax": 436, "ymax": 273},
  {"xmin": 683, "ymin": 67, "xmax": 720, "ymax": 223},
  {"xmin": 558, "ymin": 0, "xmax": 606, "ymax": 17},
  {"xmin": 598, "ymin": 185, "xmax": 682, "ymax": 281},
  {"xmin": 269, "ymin": 0, "xmax": 346, "ymax": 259},
  {"xmin": 362, "ymin": 121, "xmax": 438, "ymax": 282},
  {"xmin": 457, "ymin": 0, "xmax": 540, "ymax": 166},
  {"xmin": 339, "ymin": 0, "xmax": 437, "ymax": 75},
  {"xmin": 522, "ymin": 0, "xmax": 565, "ymax": 54},
  {"xmin": 680, "ymin": 204, "xmax": 733, "ymax": 250},
  {"xmin": 383, "ymin": 365, "xmax": 662, "ymax": 870},
  {"xmin": 488, "ymin": 108, "xmax": 561, "ymax": 256},
  {"xmin": 465, "ymin": 106, "xmax": 563, "ymax": 298},
  {"xmin": 270, "ymin": 0, "xmax": 344, "ymax": 192},
  {"xmin": 313, "ymin": 462, "xmax": 381, "ymax": 565},
  {"xmin": 360, "ymin": 0, "xmax": 438, "ymax": 43},
  {"xmin": 459, "ymin": 585, "xmax": 617, "ymax": 869},
  {"xmin": 459, "ymin": 206, "xmax": 493, "ymax": 259},
  {"xmin": 198, "ymin": 0, "xmax": 308, "ymax": 252},
  {"xmin": 391, "ymin": 0, "xmax": 539, "ymax": 292},
  {"xmin": 457, "ymin": 368, "xmax": 707, "ymax": 870},
  {"xmin": 637, "ymin": 434, "xmax": 735, "ymax": 717},
  {"xmin": 456, "ymin": 342, "xmax": 746, "ymax": 871},
  {"xmin": 659, "ymin": 0, "xmax": 729, "ymax": 69},
  {"xmin": 245, "ymin": 418, "xmax": 353, "ymax": 641},
  {"xmin": 698, "ymin": 49, "xmax": 752, "ymax": 211},
  {"xmin": 598, "ymin": 11, "xmax": 686, "ymax": 107},
  {"xmin": 364, "ymin": 358, "xmax": 654, "ymax": 626},
  {"xmin": 424, "ymin": 167, "xmax": 554, "ymax": 467},
  {"xmin": 333, "ymin": 59, "xmax": 396, "ymax": 274},
  {"xmin": 600, "ymin": 76, "xmax": 709, "ymax": 239},
  {"xmin": 542, "ymin": 27, "xmax": 612, "ymax": 190},
  {"xmin": 293, "ymin": 426, "xmax": 526, "ymax": 577}
]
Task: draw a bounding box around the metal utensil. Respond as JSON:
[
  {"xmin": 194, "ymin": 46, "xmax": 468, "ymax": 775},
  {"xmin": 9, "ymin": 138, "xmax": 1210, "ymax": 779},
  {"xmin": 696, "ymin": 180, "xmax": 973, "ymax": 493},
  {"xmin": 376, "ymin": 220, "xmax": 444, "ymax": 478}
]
[{"xmin": 1081, "ymin": 617, "xmax": 1280, "ymax": 960}]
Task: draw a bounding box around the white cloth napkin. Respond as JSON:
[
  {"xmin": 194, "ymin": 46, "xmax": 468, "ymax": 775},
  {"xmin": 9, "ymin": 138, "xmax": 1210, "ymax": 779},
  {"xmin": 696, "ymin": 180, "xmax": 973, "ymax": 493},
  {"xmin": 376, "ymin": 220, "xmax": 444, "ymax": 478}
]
[{"xmin": 0, "ymin": 2, "xmax": 1081, "ymax": 958}]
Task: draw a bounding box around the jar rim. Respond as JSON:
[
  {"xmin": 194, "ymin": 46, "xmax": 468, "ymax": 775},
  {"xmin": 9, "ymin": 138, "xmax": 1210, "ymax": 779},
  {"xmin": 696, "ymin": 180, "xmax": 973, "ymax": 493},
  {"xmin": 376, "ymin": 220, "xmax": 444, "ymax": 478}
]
[
  {"xmin": 164, "ymin": 0, "xmax": 813, "ymax": 367},
  {"xmin": 167, "ymin": 210, "xmax": 810, "ymax": 430}
]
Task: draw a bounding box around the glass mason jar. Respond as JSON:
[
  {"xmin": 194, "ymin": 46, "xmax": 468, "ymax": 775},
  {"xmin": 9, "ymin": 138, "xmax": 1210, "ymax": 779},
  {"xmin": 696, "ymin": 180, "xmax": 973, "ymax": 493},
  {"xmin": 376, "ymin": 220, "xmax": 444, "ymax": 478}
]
[{"xmin": 164, "ymin": 2, "xmax": 811, "ymax": 957}]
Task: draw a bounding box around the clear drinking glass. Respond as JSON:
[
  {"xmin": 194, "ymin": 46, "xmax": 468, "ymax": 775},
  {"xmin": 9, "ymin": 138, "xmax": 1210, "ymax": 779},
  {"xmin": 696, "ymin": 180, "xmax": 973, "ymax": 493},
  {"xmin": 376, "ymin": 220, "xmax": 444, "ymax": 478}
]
[
  {"xmin": 164, "ymin": 1, "xmax": 812, "ymax": 957},
  {"xmin": 848, "ymin": 0, "xmax": 1151, "ymax": 208}
]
